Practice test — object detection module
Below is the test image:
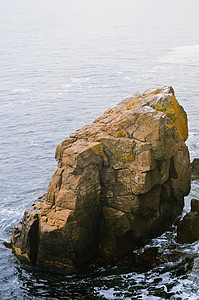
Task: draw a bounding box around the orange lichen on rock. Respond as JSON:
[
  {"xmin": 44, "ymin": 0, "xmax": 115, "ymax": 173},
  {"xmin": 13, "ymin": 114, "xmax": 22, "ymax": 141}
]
[
  {"xmin": 116, "ymin": 124, "xmax": 128, "ymax": 137},
  {"xmin": 89, "ymin": 142, "xmax": 108, "ymax": 163},
  {"xmin": 11, "ymin": 242, "xmax": 30, "ymax": 263},
  {"xmin": 143, "ymin": 88, "xmax": 161, "ymax": 96},
  {"xmin": 125, "ymin": 99, "xmax": 142, "ymax": 110},
  {"xmin": 155, "ymin": 94, "xmax": 188, "ymax": 141}
]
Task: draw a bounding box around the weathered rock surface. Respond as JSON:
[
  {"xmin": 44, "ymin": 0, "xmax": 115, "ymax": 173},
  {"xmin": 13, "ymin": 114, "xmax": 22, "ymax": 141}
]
[
  {"xmin": 11, "ymin": 86, "xmax": 191, "ymax": 272},
  {"xmin": 177, "ymin": 199, "xmax": 199, "ymax": 243}
]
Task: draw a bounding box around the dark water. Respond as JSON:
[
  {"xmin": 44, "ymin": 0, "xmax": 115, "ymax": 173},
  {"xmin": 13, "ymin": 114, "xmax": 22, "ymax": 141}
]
[{"xmin": 0, "ymin": 0, "xmax": 199, "ymax": 299}]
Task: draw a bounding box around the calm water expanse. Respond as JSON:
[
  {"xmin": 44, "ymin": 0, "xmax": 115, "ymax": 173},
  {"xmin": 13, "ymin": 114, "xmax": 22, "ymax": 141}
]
[{"xmin": 0, "ymin": 0, "xmax": 199, "ymax": 299}]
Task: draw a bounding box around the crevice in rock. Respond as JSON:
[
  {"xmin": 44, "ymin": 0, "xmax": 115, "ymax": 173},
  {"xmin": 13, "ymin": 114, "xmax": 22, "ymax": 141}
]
[
  {"xmin": 155, "ymin": 159, "xmax": 163, "ymax": 173},
  {"xmin": 169, "ymin": 156, "xmax": 178, "ymax": 178},
  {"xmin": 28, "ymin": 215, "xmax": 39, "ymax": 266}
]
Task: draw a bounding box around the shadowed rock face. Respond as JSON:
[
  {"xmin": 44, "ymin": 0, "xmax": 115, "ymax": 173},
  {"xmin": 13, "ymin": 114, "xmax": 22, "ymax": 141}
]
[
  {"xmin": 11, "ymin": 86, "xmax": 191, "ymax": 272},
  {"xmin": 192, "ymin": 158, "xmax": 199, "ymax": 179},
  {"xmin": 177, "ymin": 199, "xmax": 199, "ymax": 244}
]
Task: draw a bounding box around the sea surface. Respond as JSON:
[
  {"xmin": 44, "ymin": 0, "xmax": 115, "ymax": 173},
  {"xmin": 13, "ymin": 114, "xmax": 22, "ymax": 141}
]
[{"xmin": 0, "ymin": 0, "xmax": 199, "ymax": 299}]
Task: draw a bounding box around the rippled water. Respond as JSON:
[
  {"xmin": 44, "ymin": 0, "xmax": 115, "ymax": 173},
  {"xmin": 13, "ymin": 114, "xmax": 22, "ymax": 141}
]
[{"xmin": 0, "ymin": 0, "xmax": 199, "ymax": 299}]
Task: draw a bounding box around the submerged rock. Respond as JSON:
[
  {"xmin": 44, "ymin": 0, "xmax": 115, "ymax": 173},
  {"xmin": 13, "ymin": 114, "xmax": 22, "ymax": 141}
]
[
  {"xmin": 137, "ymin": 247, "xmax": 165, "ymax": 266},
  {"xmin": 11, "ymin": 86, "xmax": 191, "ymax": 273},
  {"xmin": 177, "ymin": 199, "xmax": 199, "ymax": 243}
]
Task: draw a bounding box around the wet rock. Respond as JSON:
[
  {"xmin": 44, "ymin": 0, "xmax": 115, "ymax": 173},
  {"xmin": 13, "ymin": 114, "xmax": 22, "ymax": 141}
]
[
  {"xmin": 191, "ymin": 198, "xmax": 199, "ymax": 213},
  {"xmin": 137, "ymin": 247, "xmax": 165, "ymax": 266},
  {"xmin": 168, "ymin": 244, "xmax": 179, "ymax": 251},
  {"xmin": 192, "ymin": 158, "xmax": 199, "ymax": 179},
  {"xmin": 11, "ymin": 86, "xmax": 191, "ymax": 273},
  {"xmin": 177, "ymin": 199, "xmax": 199, "ymax": 244},
  {"xmin": 3, "ymin": 242, "xmax": 12, "ymax": 249}
]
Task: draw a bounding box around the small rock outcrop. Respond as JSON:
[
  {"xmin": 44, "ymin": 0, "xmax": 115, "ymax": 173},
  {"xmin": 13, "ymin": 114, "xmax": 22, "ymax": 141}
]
[
  {"xmin": 177, "ymin": 199, "xmax": 199, "ymax": 243},
  {"xmin": 11, "ymin": 86, "xmax": 191, "ymax": 272},
  {"xmin": 192, "ymin": 158, "xmax": 199, "ymax": 179},
  {"xmin": 137, "ymin": 247, "xmax": 165, "ymax": 266}
]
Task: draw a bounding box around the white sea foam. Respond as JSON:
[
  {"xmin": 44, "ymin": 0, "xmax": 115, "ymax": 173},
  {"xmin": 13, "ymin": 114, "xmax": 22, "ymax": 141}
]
[
  {"xmin": 61, "ymin": 83, "xmax": 73, "ymax": 88},
  {"xmin": 0, "ymin": 207, "xmax": 23, "ymax": 217},
  {"xmin": 70, "ymin": 77, "xmax": 90, "ymax": 83},
  {"xmin": 12, "ymin": 88, "xmax": 31, "ymax": 93}
]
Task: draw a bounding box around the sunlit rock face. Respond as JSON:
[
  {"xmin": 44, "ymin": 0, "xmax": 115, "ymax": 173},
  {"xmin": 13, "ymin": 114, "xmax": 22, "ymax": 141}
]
[{"xmin": 11, "ymin": 86, "xmax": 191, "ymax": 273}]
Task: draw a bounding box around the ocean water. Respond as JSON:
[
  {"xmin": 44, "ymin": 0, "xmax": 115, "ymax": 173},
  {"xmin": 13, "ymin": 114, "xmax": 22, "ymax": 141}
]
[{"xmin": 0, "ymin": 0, "xmax": 199, "ymax": 299}]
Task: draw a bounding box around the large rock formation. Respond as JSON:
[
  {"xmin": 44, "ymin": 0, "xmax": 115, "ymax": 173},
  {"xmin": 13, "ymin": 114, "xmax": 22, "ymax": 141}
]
[{"xmin": 11, "ymin": 86, "xmax": 191, "ymax": 272}]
